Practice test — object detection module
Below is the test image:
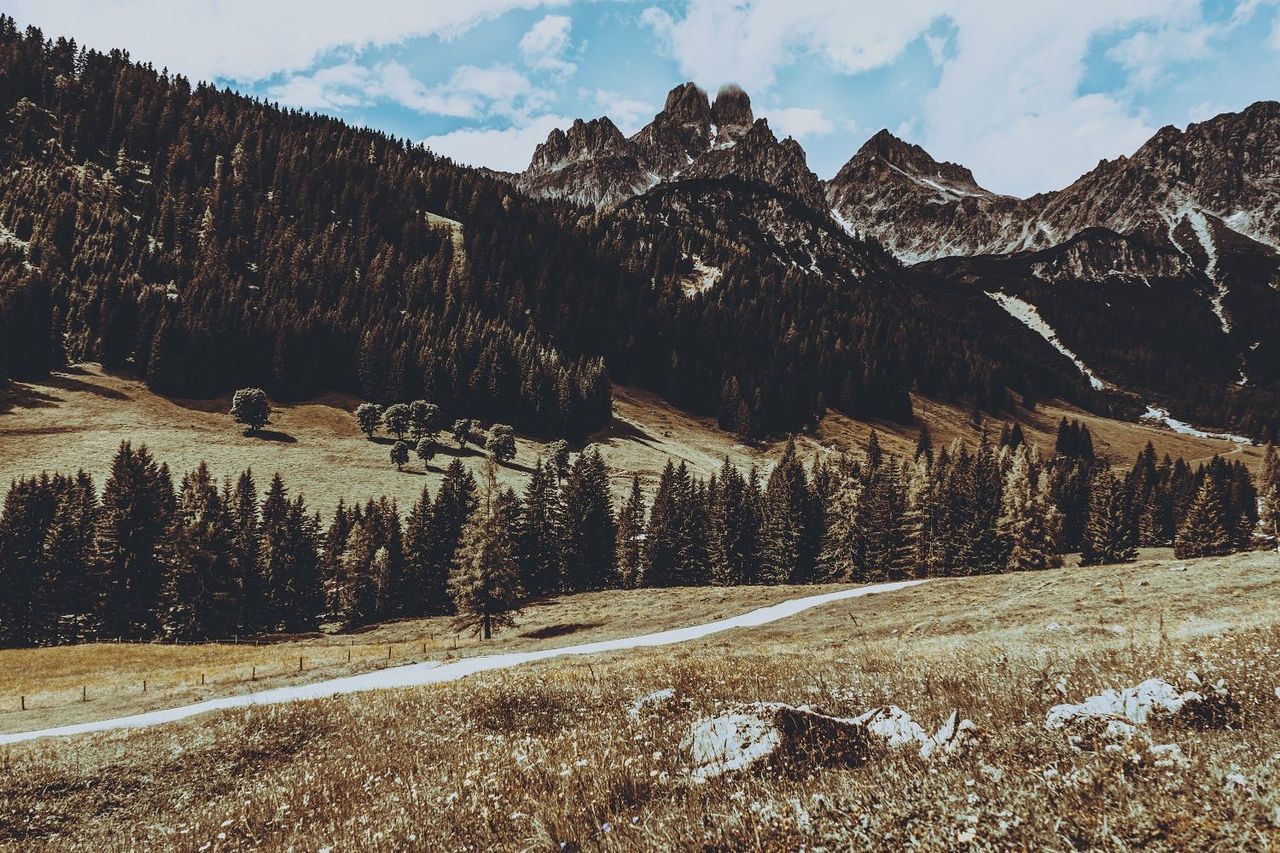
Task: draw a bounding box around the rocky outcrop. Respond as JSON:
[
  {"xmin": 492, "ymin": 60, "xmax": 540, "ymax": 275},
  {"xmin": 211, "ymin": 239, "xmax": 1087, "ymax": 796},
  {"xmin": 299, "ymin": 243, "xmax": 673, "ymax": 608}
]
[
  {"xmin": 682, "ymin": 702, "xmax": 977, "ymax": 782},
  {"xmin": 516, "ymin": 82, "xmax": 825, "ymax": 210}
]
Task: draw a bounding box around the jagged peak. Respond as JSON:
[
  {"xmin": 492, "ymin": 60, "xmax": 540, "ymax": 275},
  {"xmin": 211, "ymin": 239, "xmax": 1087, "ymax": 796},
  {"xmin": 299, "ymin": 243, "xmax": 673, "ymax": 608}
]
[
  {"xmin": 711, "ymin": 85, "xmax": 753, "ymax": 134},
  {"xmin": 837, "ymin": 128, "xmax": 991, "ymax": 196},
  {"xmin": 661, "ymin": 81, "xmax": 711, "ymax": 125}
]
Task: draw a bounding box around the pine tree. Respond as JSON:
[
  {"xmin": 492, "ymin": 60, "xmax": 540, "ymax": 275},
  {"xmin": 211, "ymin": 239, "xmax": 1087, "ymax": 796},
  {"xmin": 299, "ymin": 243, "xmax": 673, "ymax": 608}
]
[
  {"xmin": 227, "ymin": 470, "xmax": 263, "ymax": 632},
  {"xmin": 161, "ymin": 463, "xmax": 238, "ymax": 639},
  {"xmin": 758, "ymin": 440, "xmax": 818, "ymax": 583},
  {"xmin": 430, "ymin": 459, "xmax": 479, "ymax": 613},
  {"xmin": 449, "ymin": 489, "xmax": 523, "ymax": 639},
  {"xmin": 258, "ymin": 473, "xmax": 291, "ymax": 630},
  {"xmin": 35, "ymin": 471, "xmax": 98, "ymax": 643},
  {"xmin": 559, "ymin": 449, "xmax": 617, "ymax": 591},
  {"xmin": 998, "ymin": 448, "xmax": 1063, "ymax": 571},
  {"xmin": 1081, "ymin": 470, "xmax": 1137, "ymax": 566},
  {"xmin": 0, "ymin": 475, "xmax": 57, "ymax": 646},
  {"xmin": 709, "ymin": 458, "xmax": 759, "ymax": 585},
  {"xmin": 616, "ymin": 475, "xmax": 646, "ymax": 588},
  {"xmin": 94, "ymin": 442, "xmax": 173, "ymax": 638},
  {"xmin": 1174, "ymin": 477, "xmax": 1234, "ymax": 559},
  {"xmin": 914, "ymin": 425, "xmax": 934, "ymax": 464},
  {"xmin": 402, "ymin": 485, "xmax": 434, "ymax": 616},
  {"xmin": 640, "ymin": 461, "xmax": 682, "ymax": 588},
  {"xmin": 1261, "ymin": 443, "xmax": 1280, "ymax": 550},
  {"xmin": 516, "ymin": 459, "xmax": 562, "ymax": 596}
]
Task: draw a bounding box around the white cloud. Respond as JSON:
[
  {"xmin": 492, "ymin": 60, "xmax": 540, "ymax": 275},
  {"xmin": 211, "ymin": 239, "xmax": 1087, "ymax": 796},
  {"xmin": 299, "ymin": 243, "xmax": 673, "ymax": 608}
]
[
  {"xmin": 1187, "ymin": 101, "xmax": 1231, "ymax": 123},
  {"xmin": 266, "ymin": 62, "xmax": 539, "ymax": 120},
  {"xmin": 520, "ymin": 14, "xmax": 577, "ymax": 75},
  {"xmin": 5, "ymin": 0, "xmax": 570, "ymax": 84},
  {"xmin": 590, "ymin": 90, "xmax": 656, "ymax": 134},
  {"xmin": 641, "ymin": 0, "xmax": 945, "ymax": 92},
  {"xmin": 639, "ymin": 0, "xmax": 1236, "ymax": 195},
  {"xmin": 760, "ymin": 106, "xmax": 834, "ymax": 140},
  {"xmin": 423, "ymin": 114, "xmax": 573, "ymax": 172},
  {"xmin": 1271, "ymin": 9, "xmax": 1280, "ymax": 48}
]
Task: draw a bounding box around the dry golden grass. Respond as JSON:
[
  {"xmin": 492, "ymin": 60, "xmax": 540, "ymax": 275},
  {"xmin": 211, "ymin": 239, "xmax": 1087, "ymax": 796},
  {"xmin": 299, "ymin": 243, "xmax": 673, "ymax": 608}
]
[
  {"xmin": 2, "ymin": 550, "xmax": 1278, "ymax": 850},
  {"xmin": 0, "ymin": 583, "xmax": 846, "ymax": 734},
  {"xmin": 1, "ymin": 366, "xmax": 1263, "ymax": 519}
]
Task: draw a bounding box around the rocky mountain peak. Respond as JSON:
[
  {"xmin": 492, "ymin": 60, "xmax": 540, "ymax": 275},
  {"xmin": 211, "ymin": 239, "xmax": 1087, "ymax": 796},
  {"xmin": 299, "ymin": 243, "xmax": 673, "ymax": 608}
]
[
  {"xmin": 843, "ymin": 129, "xmax": 989, "ymax": 196},
  {"xmin": 711, "ymin": 85, "xmax": 754, "ymax": 142},
  {"xmin": 661, "ymin": 82, "xmax": 712, "ymax": 128}
]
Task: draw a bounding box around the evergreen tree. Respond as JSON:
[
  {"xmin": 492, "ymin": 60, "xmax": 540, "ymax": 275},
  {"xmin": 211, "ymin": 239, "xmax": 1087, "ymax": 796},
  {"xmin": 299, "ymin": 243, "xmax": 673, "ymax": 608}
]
[
  {"xmin": 35, "ymin": 471, "xmax": 98, "ymax": 643},
  {"xmin": 227, "ymin": 470, "xmax": 263, "ymax": 632},
  {"xmin": 709, "ymin": 458, "xmax": 759, "ymax": 585},
  {"xmin": 1261, "ymin": 443, "xmax": 1280, "ymax": 550},
  {"xmin": 1081, "ymin": 470, "xmax": 1137, "ymax": 566},
  {"xmin": 430, "ymin": 459, "xmax": 479, "ymax": 613},
  {"xmin": 517, "ymin": 459, "xmax": 562, "ymax": 596},
  {"xmin": 998, "ymin": 447, "xmax": 1063, "ymax": 571},
  {"xmin": 559, "ymin": 449, "xmax": 617, "ymax": 591},
  {"xmin": 616, "ymin": 475, "xmax": 646, "ymax": 588},
  {"xmin": 0, "ymin": 475, "xmax": 57, "ymax": 646},
  {"xmin": 1174, "ymin": 477, "xmax": 1234, "ymax": 559},
  {"xmin": 914, "ymin": 425, "xmax": 934, "ymax": 464},
  {"xmin": 640, "ymin": 461, "xmax": 682, "ymax": 588},
  {"xmin": 94, "ymin": 442, "xmax": 173, "ymax": 638},
  {"xmin": 402, "ymin": 485, "xmax": 434, "ymax": 615},
  {"xmin": 758, "ymin": 440, "xmax": 818, "ymax": 583},
  {"xmin": 161, "ymin": 463, "xmax": 238, "ymax": 639},
  {"xmin": 449, "ymin": 489, "xmax": 523, "ymax": 640}
]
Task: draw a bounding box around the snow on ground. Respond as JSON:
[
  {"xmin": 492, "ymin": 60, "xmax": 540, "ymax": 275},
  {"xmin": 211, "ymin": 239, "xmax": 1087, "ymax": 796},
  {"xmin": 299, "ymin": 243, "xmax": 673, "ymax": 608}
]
[
  {"xmin": 0, "ymin": 580, "xmax": 924, "ymax": 746},
  {"xmin": 986, "ymin": 292, "xmax": 1109, "ymax": 390},
  {"xmin": 831, "ymin": 207, "xmax": 858, "ymax": 239},
  {"xmin": 1141, "ymin": 405, "xmax": 1253, "ymax": 444},
  {"xmin": 1184, "ymin": 208, "xmax": 1231, "ymax": 334}
]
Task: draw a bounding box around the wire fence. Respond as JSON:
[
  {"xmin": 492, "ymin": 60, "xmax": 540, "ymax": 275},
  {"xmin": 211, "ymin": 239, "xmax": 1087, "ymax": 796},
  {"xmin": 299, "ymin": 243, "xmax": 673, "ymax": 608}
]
[{"xmin": 9, "ymin": 632, "xmax": 466, "ymax": 714}]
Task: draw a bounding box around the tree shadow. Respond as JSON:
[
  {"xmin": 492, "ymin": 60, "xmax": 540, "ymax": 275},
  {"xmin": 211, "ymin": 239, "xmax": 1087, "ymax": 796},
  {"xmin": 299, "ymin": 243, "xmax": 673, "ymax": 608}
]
[
  {"xmin": 248, "ymin": 429, "xmax": 297, "ymax": 444},
  {"xmin": 498, "ymin": 459, "xmax": 535, "ymax": 474},
  {"xmin": 0, "ymin": 381, "xmax": 62, "ymax": 415},
  {"xmin": 595, "ymin": 414, "xmax": 657, "ymax": 448},
  {"xmin": 41, "ymin": 371, "xmax": 131, "ymax": 401},
  {"xmin": 519, "ymin": 621, "xmax": 603, "ymax": 640}
]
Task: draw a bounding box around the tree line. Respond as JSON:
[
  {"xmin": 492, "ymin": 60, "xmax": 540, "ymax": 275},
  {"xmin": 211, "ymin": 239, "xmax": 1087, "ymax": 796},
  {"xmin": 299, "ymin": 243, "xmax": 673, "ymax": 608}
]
[{"xmin": 2, "ymin": 420, "xmax": 1273, "ymax": 648}]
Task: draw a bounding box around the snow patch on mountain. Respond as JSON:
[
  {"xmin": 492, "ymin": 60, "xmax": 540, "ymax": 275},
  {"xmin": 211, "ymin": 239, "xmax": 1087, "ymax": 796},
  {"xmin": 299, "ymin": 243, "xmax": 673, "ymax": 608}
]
[
  {"xmin": 986, "ymin": 292, "xmax": 1108, "ymax": 390},
  {"xmin": 1181, "ymin": 207, "xmax": 1231, "ymax": 333},
  {"xmin": 1141, "ymin": 406, "xmax": 1253, "ymax": 444}
]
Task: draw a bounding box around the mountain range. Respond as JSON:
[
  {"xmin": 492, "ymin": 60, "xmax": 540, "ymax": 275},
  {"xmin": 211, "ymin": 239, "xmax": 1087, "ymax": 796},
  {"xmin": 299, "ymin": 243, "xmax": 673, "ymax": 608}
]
[
  {"xmin": 0, "ymin": 20, "xmax": 1275, "ymax": 442},
  {"xmin": 513, "ymin": 82, "xmax": 1280, "ymax": 438}
]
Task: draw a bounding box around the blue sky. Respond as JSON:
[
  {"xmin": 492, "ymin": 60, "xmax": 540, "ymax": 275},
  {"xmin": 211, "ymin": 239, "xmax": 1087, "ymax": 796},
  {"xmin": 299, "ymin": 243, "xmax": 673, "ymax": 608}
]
[{"xmin": 9, "ymin": 1, "xmax": 1280, "ymax": 196}]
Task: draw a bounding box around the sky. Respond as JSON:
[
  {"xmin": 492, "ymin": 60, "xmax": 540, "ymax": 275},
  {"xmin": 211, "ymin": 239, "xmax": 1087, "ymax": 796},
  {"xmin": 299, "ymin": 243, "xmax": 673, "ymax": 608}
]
[{"xmin": 7, "ymin": 0, "xmax": 1280, "ymax": 197}]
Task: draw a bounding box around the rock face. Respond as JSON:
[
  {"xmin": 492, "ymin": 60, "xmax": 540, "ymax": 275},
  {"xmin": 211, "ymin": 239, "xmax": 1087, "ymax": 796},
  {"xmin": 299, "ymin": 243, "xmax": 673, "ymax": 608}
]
[
  {"xmin": 516, "ymin": 82, "xmax": 825, "ymax": 210},
  {"xmin": 828, "ymin": 101, "xmax": 1280, "ymax": 263}
]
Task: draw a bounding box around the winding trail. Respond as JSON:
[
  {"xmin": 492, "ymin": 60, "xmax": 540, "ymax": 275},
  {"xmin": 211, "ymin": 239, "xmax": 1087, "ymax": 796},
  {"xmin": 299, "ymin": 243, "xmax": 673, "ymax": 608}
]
[{"xmin": 0, "ymin": 580, "xmax": 924, "ymax": 747}]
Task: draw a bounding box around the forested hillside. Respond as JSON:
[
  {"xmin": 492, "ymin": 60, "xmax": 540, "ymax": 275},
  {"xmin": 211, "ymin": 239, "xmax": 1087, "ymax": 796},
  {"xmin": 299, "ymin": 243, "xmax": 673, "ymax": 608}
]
[{"xmin": 0, "ymin": 19, "xmax": 1100, "ymax": 439}]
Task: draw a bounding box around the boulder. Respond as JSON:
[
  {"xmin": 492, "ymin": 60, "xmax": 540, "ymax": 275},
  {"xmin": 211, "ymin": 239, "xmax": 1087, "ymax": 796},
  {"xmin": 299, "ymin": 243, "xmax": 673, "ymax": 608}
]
[{"xmin": 682, "ymin": 702, "xmax": 976, "ymax": 782}]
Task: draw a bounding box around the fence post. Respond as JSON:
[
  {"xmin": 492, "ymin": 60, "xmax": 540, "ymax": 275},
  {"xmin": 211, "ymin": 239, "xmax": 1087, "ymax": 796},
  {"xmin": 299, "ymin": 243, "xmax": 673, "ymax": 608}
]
[
  {"xmin": 143, "ymin": 679, "xmax": 147, "ymax": 693},
  {"xmin": 299, "ymin": 656, "xmax": 303, "ymax": 673},
  {"xmin": 201, "ymin": 673, "xmax": 206, "ymax": 686},
  {"xmin": 251, "ymin": 666, "xmax": 256, "ymax": 682},
  {"xmin": 20, "ymin": 696, "xmax": 24, "ymax": 711},
  {"xmin": 387, "ymin": 645, "xmax": 392, "ymax": 661},
  {"xmin": 82, "ymin": 686, "xmax": 87, "ymax": 703}
]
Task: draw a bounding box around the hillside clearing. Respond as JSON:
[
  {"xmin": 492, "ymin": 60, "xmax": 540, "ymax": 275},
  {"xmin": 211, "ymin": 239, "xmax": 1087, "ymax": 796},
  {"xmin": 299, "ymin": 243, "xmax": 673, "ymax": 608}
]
[{"xmin": 0, "ymin": 365, "xmax": 1260, "ymax": 516}]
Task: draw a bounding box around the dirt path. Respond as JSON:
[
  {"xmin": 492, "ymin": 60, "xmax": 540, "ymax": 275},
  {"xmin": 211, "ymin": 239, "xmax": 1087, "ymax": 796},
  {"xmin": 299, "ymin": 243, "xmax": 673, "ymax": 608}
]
[{"xmin": 0, "ymin": 580, "xmax": 923, "ymax": 746}]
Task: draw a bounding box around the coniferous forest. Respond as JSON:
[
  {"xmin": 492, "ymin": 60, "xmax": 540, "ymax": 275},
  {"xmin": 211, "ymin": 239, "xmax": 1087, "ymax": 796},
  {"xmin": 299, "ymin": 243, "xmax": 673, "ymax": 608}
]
[
  {"xmin": 0, "ymin": 18, "xmax": 1144, "ymax": 443},
  {"xmin": 1, "ymin": 419, "xmax": 1271, "ymax": 648}
]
